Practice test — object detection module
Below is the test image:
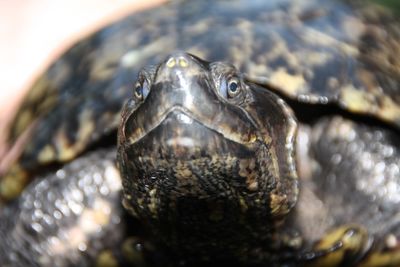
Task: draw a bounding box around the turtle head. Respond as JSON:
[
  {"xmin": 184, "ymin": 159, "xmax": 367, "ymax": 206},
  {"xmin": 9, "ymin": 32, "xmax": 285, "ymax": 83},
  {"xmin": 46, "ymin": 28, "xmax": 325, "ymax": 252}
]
[{"xmin": 117, "ymin": 52, "xmax": 298, "ymax": 257}]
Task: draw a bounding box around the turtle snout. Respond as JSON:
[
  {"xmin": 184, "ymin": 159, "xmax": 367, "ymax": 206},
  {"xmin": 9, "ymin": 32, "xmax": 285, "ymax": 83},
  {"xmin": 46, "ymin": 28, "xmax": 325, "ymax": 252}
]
[{"xmin": 154, "ymin": 52, "xmax": 206, "ymax": 85}]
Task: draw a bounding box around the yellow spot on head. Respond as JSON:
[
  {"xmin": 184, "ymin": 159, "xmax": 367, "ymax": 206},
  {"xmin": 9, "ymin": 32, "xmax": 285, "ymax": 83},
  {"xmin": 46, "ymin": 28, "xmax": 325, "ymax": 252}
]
[
  {"xmin": 166, "ymin": 58, "xmax": 176, "ymax": 68},
  {"xmin": 179, "ymin": 57, "xmax": 189, "ymax": 68}
]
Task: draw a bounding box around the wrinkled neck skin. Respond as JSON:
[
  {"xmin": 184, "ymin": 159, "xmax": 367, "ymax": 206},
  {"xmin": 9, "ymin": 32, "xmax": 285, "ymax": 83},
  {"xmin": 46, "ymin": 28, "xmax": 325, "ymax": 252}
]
[{"xmin": 117, "ymin": 53, "xmax": 298, "ymax": 262}]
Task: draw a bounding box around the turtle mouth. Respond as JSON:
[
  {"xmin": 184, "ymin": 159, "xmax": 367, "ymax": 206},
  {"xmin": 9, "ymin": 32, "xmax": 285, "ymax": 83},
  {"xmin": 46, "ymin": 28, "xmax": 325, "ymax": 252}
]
[
  {"xmin": 125, "ymin": 104, "xmax": 255, "ymax": 148},
  {"xmin": 126, "ymin": 108, "xmax": 255, "ymax": 160}
]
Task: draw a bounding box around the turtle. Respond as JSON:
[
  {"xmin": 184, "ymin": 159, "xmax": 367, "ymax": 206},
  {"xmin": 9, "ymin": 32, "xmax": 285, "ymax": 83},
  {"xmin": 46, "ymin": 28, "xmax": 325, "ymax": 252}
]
[{"xmin": 0, "ymin": 0, "xmax": 400, "ymax": 266}]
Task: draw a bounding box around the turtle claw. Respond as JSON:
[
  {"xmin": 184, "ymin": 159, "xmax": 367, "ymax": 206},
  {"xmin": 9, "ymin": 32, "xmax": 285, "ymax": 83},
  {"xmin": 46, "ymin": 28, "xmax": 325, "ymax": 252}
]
[
  {"xmin": 300, "ymin": 225, "xmax": 371, "ymax": 267},
  {"xmin": 357, "ymin": 235, "xmax": 400, "ymax": 267}
]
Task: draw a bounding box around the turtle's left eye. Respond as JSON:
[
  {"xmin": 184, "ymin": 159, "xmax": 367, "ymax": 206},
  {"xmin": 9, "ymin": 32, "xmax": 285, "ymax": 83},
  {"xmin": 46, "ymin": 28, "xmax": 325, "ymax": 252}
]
[
  {"xmin": 220, "ymin": 76, "xmax": 241, "ymax": 99},
  {"xmin": 227, "ymin": 78, "xmax": 240, "ymax": 98}
]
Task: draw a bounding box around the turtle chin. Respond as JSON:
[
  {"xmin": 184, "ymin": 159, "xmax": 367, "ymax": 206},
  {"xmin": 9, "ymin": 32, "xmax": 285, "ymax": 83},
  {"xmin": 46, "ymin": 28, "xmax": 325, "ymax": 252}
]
[{"xmin": 118, "ymin": 108, "xmax": 269, "ymax": 257}]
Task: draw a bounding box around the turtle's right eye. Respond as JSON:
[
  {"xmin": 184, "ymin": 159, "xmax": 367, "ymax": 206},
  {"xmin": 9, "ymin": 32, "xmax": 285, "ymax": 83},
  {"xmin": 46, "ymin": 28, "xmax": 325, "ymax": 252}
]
[
  {"xmin": 134, "ymin": 79, "xmax": 150, "ymax": 100},
  {"xmin": 134, "ymin": 82, "xmax": 143, "ymax": 100}
]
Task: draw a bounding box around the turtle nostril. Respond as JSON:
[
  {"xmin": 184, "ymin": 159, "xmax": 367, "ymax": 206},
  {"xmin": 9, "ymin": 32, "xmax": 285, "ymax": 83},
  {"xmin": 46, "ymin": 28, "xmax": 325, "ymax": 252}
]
[
  {"xmin": 178, "ymin": 57, "xmax": 188, "ymax": 68},
  {"xmin": 166, "ymin": 57, "xmax": 176, "ymax": 68}
]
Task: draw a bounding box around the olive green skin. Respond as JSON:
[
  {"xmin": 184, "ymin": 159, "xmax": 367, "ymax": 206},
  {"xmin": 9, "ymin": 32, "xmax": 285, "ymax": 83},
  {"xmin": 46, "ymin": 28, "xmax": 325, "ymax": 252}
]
[
  {"xmin": 118, "ymin": 52, "xmax": 297, "ymax": 263},
  {"xmin": 0, "ymin": 0, "xmax": 400, "ymax": 266}
]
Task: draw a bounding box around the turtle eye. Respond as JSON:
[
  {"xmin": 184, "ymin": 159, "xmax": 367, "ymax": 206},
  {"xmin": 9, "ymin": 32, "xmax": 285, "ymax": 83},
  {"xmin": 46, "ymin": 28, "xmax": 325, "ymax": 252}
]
[
  {"xmin": 220, "ymin": 76, "xmax": 241, "ymax": 99},
  {"xmin": 227, "ymin": 78, "xmax": 240, "ymax": 98},
  {"xmin": 134, "ymin": 79, "xmax": 150, "ymax": 100},
  {"xmin": 134, "ymin": 82, "xmax": 143, "ymax": 99}
]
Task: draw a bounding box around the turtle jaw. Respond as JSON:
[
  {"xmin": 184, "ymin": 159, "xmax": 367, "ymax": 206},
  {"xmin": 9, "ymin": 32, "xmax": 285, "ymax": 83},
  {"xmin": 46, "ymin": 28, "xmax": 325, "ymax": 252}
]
[{"xmin": 127, "ymin": 108, "xmax": 257, "ymax": 160}]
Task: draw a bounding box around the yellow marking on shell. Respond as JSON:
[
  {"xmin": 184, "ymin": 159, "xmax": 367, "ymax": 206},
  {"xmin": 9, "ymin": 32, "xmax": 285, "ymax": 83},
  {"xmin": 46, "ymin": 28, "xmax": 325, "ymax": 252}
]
[
  {"xmin": 377, "ymin": 95, "xmax": 400, "ymax": 124},
  {"xmin": 340, "ymin": 86, "xmax": 400, "ymax": 126},
  {"xmin": 229, "ymin": 19, "xmax": 253, "ymax": 68},
  {"xmin": 13, "ymin": 76, "xmax": 58, "ymax": 138},
  {"xmin": 301, "ymin": 26, "xmax": 359, "ymax": 56},
  {"xmin": 0, "ymin": 164, "xmax": 28, "ymax": 200},
  {"xmin": 96, "ymin": 250, "xmax": 118, "ymax": 267},
  {"xmin": 55, "ymin": 109, "xmax": 95, "ymax": 161},
  {"xmin": 185, "ymin": 18, "xmax": 212, "ymax": 35},
  {"xmin": 269, "ymin": 68, "xmax": 306, "ymax": 95},
  {"xmin": 120, "ymin": 37, "xmax": 174, "ymax": 68},
  {"xmin": 13, "ymin": 110, "xmax": 33, "ymax": 139},
  {"xmin": 25, "ymin": 76, "xmax": 51, "ymax": 103},
  {"xmin": 148, "ymin": 188, "xmax": 158, "ymax": 218},
  {"xmin": 307, "ymin": 225, "xmax": 369, "ymax": 267},
  {"xmin": 37, "ymin": 145, "xmax": 56, "ymax": 164},
  {"xmin": 340, "ymin": 86, "xmax": 373, "ymax": 112}
]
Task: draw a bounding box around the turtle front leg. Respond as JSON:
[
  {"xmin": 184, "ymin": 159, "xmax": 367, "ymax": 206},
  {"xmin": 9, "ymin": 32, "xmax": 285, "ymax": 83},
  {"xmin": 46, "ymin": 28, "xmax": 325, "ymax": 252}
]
[{"xmin": 0, "ymin": 149, "xmax": 153, "ymax": 267}]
